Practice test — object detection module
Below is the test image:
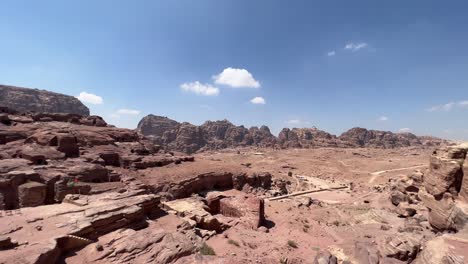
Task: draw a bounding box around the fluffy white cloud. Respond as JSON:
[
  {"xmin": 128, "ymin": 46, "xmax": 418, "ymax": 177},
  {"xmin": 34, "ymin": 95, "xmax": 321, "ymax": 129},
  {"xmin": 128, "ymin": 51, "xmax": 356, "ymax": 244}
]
[
  {"xmin": 378, "ymin": 116, "xmax": 388, "ymax": 121},
  {"xmin": 213, "ymin": 68, "xmax": 260, "ymax": 88},
  {"xmin": 76, "ymin": 92, "xmax": 103, "ymax": 105},
  {"xmin": 180, "ymin": 81, "xmax": 220, "ymax": 96},
  {"xmin": 344, "ymin": 42, "xmax": 368, "ymax": 52},
  {"xmin": 426, "ymin": 101, "xmax": 468, "ymax": 112},
  {"xmin": 250, "ymin": 97, "xmax": 266, "ymax": 105},
  {"xmin": 398, "ymin": 128, "xmax": 411, "ymax": 133},
  {"xmin": 117, "ymin": 109, "xmax": 141, "ymax": 115},
  {"xmin": 327, "ymin": 51, "xmax": 336, "ymax": 56}
]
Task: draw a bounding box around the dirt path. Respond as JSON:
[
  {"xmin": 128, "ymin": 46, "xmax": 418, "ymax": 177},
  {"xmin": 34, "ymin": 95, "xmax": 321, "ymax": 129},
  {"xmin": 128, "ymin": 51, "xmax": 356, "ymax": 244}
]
[{"xmin": 368, "ymin": 164, "xmax": 426, "ymax": 183}]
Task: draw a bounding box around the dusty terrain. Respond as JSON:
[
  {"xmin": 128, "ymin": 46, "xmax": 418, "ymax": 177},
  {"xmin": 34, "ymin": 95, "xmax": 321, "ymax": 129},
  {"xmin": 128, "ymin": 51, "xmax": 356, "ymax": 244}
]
[{"xmin": 0, "ymin": 93, "xmax": 466, "ymax": 263}]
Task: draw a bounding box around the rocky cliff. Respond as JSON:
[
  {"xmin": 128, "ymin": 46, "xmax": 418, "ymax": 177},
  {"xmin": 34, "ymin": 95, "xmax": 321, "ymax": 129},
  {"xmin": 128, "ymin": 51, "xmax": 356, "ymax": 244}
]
[
  {"xmin": 137, "ymin": 115, "xmax": 449, "ymax": 153},
  {"xmin": 137, "ymin": 116, "xmax": 276, "ymax": 153},
  {"xmin": 0, "ymin": 84, "xmax": 89, "ymax": 115}
]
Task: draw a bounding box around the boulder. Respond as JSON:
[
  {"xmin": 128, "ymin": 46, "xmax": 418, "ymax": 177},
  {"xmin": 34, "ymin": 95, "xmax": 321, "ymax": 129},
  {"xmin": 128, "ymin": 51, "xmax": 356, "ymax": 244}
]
[
  {"xmin": 390, "ymin": 190, "xmax": 408, "ymax": 206},
  {"xmin": 163, "ymin": 197, "xmax": 226, "ymax": 232},
  {"xmin": 55, "ymin": 133, "xmax": 79, "ymax": 157},
  {"xmin": 380, "ymin": 233, "xmax": 422, "ymax": 261},
  {"xmin": 415, "ymin": 234, "xmax": 467, "ymax": 264},
  {"xmin": 419, "ymin": 189, "xmax": 455, "ymax": 230},
  {"xmin": 18, "ymin": 181, "xmax": 47, "ymax": 207},
  {"xmin": 313, "ymin": 250, "xmax": 338, "ymax": 264},
  {"xmin": 352, "ymin": 242, "xmax": 381, "ymax": 264},
  {"xmin": 396, "ymin": 202, "xmax": 417, "ymax": 217},
  {"xmin": 424, "ymin": 154, "xmax": 463, "ymax": 197}
]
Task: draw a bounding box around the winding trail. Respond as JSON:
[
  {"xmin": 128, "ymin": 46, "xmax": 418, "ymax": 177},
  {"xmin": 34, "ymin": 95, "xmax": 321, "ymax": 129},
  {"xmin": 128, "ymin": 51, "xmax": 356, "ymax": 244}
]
[{"xmin": 368, "ymin": 164, "xmax": 426, "ymax": 183}]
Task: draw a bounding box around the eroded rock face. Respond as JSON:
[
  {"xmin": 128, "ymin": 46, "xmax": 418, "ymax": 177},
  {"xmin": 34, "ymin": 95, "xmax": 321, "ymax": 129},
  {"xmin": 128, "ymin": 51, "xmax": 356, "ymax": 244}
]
[
  {"xmin": 415, "ymin": 234, "xmax": 468, "ymax": 264},
  {"xmin": 0, "ymin": 111, "xmax": 193, "ymax": 209},
  {"xmin": 0, "ymin": 189, "xmax": 161, "ymax": 264},
  {"xmin": 0, "ymin": 84, "xmax": 89, "ymax": 115},
  {"xmin": 137, "ymin": 115, "xmax": 276, "ymax": 153},
  {"xmin": 339, "ymin": 127, "xmax": 423, "ymax": 148},
  {"xmin": 83, "ymin": 228, "xmax": 199, "ymax": 263},
  {"xmin": 279, "ymin": 127, "xmax": 353, "ymax": 149},
  {"xmin": 138, "ymin": 115, "xmax": 448, "ymax": 153},
  {"xmin": 416, "ymin": 145, "xmax": 468, "ymax": 231}
]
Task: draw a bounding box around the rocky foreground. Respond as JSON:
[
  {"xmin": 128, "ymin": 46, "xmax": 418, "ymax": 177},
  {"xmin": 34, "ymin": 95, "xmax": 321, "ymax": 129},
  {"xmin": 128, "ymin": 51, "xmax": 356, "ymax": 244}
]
[
  {"xmin": 0, "ymin": 105, "xmax": 467, "ymax": 263},
  {"xmin": 137, "ymin": 115, "xmax": 448, "ymax": 153}
]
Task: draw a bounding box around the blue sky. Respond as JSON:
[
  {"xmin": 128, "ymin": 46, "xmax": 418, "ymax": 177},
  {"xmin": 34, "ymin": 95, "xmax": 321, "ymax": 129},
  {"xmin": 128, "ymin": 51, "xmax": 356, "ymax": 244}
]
[{"xmin": 0, "ymin": 1, "xmax": 467, "ymax": 140}]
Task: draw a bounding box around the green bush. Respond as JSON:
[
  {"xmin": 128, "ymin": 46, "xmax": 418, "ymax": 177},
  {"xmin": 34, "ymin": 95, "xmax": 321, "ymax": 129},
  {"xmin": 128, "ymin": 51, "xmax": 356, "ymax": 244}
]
[
  {"xmin": 228, "ymin": 239, "xmax": 240, "ymax": 247},
  {"xmin": 200, "ymin": 242, "xmax": 216, "ymax": 255}
]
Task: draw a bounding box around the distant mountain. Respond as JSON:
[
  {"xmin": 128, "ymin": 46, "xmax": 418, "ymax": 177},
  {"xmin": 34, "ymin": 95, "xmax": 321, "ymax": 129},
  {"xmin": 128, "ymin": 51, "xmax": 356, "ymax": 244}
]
[
  {"xmin": 0, "ymin": 84, "xmax": 89, "ymax": 116},
  {"xmin": 137, "ymin": 114, "xmax": 449, "ymax": 153},
  {"xmin": 137, "ymin": 115, "xmax": 276, "ymax": 153}
]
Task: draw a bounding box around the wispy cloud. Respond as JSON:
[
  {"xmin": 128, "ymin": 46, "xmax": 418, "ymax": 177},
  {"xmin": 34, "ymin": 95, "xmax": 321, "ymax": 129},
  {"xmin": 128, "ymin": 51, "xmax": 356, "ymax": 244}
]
[
  {"xmin": 109, "ymin": 113, "xmax": 120, "ymax": 119},
  {"xmin": 378, "ymin": 116, "xmax": 388, "ymax": 121},
  {"xmin": 398, "ymin": 128, "xmax": 411, "ymax": 133},
  {"xmin": 344, "ymin": 42, "xmax": 368, "ymax": 52},
  {"xmin": 117, "ymin": 109, "xmax": 141, "ymax": 115},
  {"xmin": 250, "ymin": 97, "xmax": 266, "ymax": 105},
  {"xmin": 199, "ymin": 104, "xmax": 213, "ymax": 110},
  {"xmin": 426, "ymin": 101, "xmax": 468, "ymax": 112},
  {"xmin": 286, "ymin": 119, "xmax": 311, "ymax": 126},
  {"xmin": 214, "ymin": 68, "xmax": 260, "ymax": 88},
  {"xmin": 327, "ymin": 51, "xmax": 336, "ymax": 56},
  {"xmin": 76, "ymin": 92, "xmax": 103, "ymax": 105},
  {"xmin": 180, "ymin": 81, "xmax": 220, "ymax": 96}
]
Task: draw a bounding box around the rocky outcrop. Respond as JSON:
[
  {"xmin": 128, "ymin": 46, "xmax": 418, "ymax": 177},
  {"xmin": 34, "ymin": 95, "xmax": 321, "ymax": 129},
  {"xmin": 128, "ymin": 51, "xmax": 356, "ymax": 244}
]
[
  {"xmin": 405, "ymin": 144, "xmax": 468, "ymax": 231},
  {"xmin": 137, "ymin": 116, "xmax": 276, "ymax": 153},
  {"xmin": 339, "ymin": 127, "xmax": 423, "ymax": 148},
  {"xmin": 0, "ymin": 190, "xmax": 162, "ymax": 263},
  {"xmin": 278, "ymin": 127, "xmax": 354, "ymax": 148},
  {"xmin": 153, "ymin": 171, "xmax": 272, "ymax": 199},
  {"xmin": 138, "ymin": 115, "xmax": 448, "ymax": 153},
  {"xmin": 0, "ymin": 84, "xmax": 89, "ymax": 115},
  {"xmin": 0, "ymin": 111, "xmax": 196, "ymax": 209}
]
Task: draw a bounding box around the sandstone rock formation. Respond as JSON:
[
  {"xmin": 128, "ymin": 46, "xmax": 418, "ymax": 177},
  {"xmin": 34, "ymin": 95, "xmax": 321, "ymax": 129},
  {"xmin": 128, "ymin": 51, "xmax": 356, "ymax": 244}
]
[
  {"xmin": 0, "ymin": 109, "xmax": 195, "ymax": 210},
  {"xmin": 339, "ymin": 127, "xmax": 426, "ymax": 148},
  {"xmin": 418, "ymin": 145, "xmax": 468, "ymax": 231},
  {"xmin": 138, "ymin": 115, "xmax": 448, "ymax": 153},
  {"xmin": 137, "ymin": 115, "xmax": 276, "ymax": 153},
  {"xmin": 0, "ymin": 84, "xmax": 89, "ymax": 115},
  {"xmin": 278, "ymin": 127, "xmax": 354, "ymax": 148}
]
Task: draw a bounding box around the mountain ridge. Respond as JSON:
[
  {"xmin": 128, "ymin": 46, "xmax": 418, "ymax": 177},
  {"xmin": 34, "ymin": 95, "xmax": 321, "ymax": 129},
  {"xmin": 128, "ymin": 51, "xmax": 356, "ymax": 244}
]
[{"xmin": 137, "ymin": 114, "xmax": 449, "ymax": 153}]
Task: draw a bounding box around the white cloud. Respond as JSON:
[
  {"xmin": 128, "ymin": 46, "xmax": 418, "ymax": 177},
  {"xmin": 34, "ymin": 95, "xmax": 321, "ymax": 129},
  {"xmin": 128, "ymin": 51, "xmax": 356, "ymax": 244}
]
[
  {"xmin": 76, "ymin": 92, "xmax": 103, "ymax": 105},
  {"xmin": 378, "ymin": 116, "xmax": 388, "ymax": 121},
  {"xmin": 109, "ymin": 113, "xmax": 120, "ymax": 119},
  {"xmin": 287, "ymin": 119, "xmax": 301, "ymax": 125},
  {"xmin": 199, "ymin": 104, "xmax": 213, "ymax": 110},
  {"xmin": 213, "ymin": 68, "xmax": 260, "ymax": 88},
  {"xmin": 426, "ymin": 101, "xmax": 468, "ymax": 112},
  {"xmin": 117, "ymin": 109, "xmax": 141, "ymax": 115},
  {"xmin": 327, "ymin": 51, "xmax": 336, "ymax": 56},
  {"xmin": 180, "ymin": 81, "xmax": 219, "ymax": 96},
  {"xmin": 344, "ymin": 42, "xmax": 368, "ymax": 52},
  {"xmin": 286, "ymin": 119, "xmax": 311, "ymax": 125},
  {"xmin": 250, "ymin": 97, "xmax": 266, "ymax": 105},
  {"xmin": 398, "ymin": 128, "xmax": 411, "ymax": 133}
]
